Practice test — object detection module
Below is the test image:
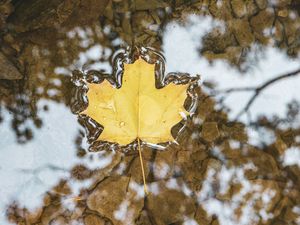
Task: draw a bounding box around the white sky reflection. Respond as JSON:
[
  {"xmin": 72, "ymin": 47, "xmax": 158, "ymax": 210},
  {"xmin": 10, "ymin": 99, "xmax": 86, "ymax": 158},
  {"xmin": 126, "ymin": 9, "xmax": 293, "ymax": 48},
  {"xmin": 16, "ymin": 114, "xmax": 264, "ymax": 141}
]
[{"xmin": 0, "ymin": 100, "xmax": 112, "ymax": 224}]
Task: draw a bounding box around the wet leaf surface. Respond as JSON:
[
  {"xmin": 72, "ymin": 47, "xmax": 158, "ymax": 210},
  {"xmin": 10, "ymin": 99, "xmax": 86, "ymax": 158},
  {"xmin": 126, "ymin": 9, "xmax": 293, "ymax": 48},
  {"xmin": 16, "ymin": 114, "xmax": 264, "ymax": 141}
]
[{"xmin": 81, "ymin": 58, "xmax": 193, "ymax": 145}]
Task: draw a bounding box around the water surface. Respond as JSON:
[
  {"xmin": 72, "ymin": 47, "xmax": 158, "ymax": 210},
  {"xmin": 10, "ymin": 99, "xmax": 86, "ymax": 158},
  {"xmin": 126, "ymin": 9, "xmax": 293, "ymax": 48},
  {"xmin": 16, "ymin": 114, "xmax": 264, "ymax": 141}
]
[{"xmin": 1, "ymin": 1, "xmax": 300, "ymax": 224}]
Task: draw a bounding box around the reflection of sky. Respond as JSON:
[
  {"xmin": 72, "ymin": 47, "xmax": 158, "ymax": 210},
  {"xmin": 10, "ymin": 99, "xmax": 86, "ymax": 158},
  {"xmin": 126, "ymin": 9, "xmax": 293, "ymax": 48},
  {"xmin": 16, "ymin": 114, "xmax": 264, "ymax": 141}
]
[
  {"xmin": 163, "ymin": 15, "xmax": 300, "ymax": 121},
  {"xmin": 163, "ymin": 14, "xmax": 300, "ymax": 147},
  {"xmin": 0, "ymin": 101, "xmax": 112, "ymax": 224},
  {"xmin": 163, "ymin": 15, "xmax": 300, "ymax": 224},
  {"xmin": 55, "ymin": 27, "xmax": 115, "ymax": 76},
  {"xmin": 197, "ymin": 161, "xmax": 275, "ymax": 225}
]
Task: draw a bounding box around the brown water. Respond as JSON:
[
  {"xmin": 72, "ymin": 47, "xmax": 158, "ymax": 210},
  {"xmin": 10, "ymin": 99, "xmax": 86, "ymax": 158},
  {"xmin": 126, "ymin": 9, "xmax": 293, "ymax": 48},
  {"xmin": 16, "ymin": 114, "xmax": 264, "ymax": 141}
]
[{"xmin": 1, "ymin": 0, "xmax": 300, "ymax": 225}]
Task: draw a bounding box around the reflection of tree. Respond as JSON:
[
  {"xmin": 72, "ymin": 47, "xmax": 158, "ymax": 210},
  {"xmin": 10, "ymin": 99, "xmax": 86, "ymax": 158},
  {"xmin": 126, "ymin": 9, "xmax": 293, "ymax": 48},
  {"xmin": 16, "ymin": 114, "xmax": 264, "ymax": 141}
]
[
  {"xmin": 198, "ymin": 0, "xmax": 300, "ymax": 69},
  {"xmin": 211, "ymin": 68, "xmax": 300, "ymax": 119},
  {"xmin": 0, "ymin": 1, "xmax": 114, "ymax": 142},
  {"xmin": 1, "ymin": 0, "xmax": 300, "ymax": 225},
  {"xmin": 5, "ymin": 87, "xmax": 300, "ymax": 224}
]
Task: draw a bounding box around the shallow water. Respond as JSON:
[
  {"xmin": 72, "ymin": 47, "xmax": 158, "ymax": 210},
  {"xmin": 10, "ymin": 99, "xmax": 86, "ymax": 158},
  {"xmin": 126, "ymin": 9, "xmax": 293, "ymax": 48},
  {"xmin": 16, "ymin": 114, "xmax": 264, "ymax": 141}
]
[{"xmin": 0, "ymin": 0, "xmax": 300, "ymax": 224}]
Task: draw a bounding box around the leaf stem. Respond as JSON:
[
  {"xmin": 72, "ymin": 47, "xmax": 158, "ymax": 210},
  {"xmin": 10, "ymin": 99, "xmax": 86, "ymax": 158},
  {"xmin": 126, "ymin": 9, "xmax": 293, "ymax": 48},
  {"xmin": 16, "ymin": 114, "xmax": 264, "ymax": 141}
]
[{"xmin": 137, "ymin": 138, "xmax": 148, "ymax": 195}]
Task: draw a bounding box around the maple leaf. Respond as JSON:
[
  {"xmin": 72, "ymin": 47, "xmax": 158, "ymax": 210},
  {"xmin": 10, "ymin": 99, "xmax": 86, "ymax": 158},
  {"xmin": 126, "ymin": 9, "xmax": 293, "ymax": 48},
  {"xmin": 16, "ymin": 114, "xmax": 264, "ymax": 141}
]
[{"xmin": 81, "ymin": 58, "xmax": 190, "ymax": 146}]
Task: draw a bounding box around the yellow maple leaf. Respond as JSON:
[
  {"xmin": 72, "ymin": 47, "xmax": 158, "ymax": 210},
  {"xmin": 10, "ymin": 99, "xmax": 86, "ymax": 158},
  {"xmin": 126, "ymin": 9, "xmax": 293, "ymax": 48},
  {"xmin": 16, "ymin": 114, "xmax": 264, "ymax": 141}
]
[{"xmin": 81, "ymin": 58, "xmax": 189, "ymax": 146}]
